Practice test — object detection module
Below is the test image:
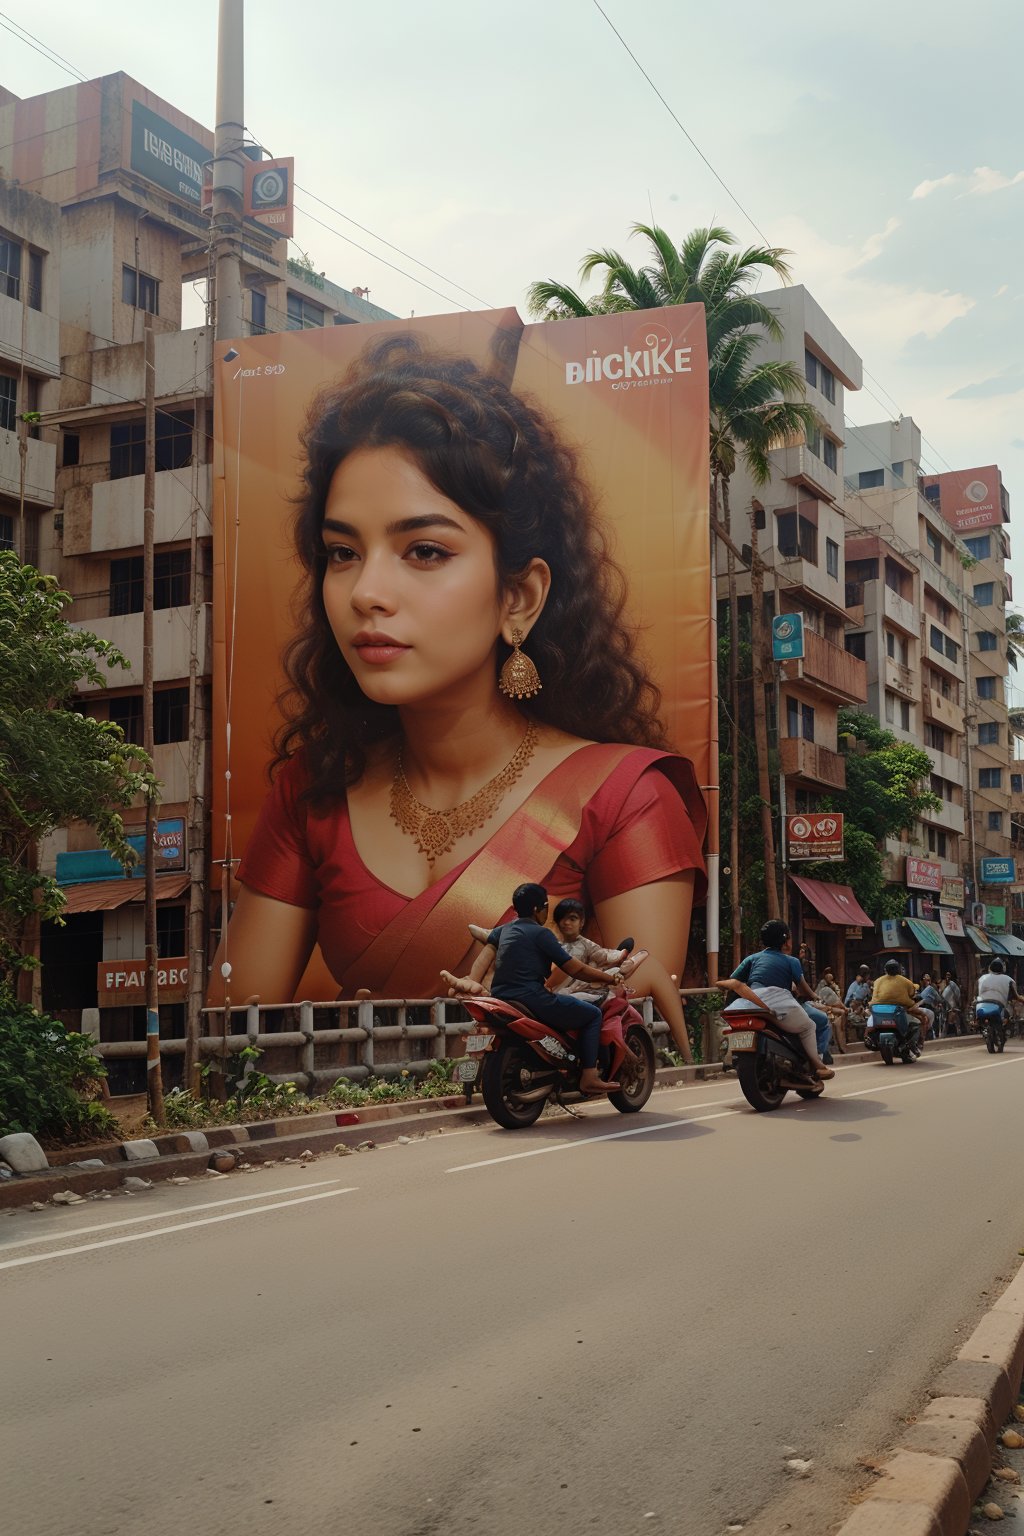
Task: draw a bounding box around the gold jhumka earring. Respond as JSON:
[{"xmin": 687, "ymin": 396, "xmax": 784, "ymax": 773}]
[{"xmin": 498, "ymin": 627, "xmax": 542, "ymax": 700}]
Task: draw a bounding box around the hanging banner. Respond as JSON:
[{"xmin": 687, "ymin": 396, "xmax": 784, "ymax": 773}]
[
  {"xmin": 939, "ymin": 909, "xmax": 965, "ymax": 938},
  {"xmin": 786, "ymin": 812, "xmax": 843, "ymax": 861},
  {"xmin": 906, "ymin": 856, "xmax": 942, "ymax": 892}
]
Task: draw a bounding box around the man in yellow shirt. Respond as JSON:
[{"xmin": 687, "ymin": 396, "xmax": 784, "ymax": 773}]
[{"xmin": 871, "ymin": 959, "xmax": 930, "ymax": 1034}]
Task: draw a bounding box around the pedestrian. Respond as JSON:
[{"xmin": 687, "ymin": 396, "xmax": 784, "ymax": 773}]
[
  {"xmin": 798, "ymin": 942, "xmax": 816, "ymax": 989},
  {"xmin": 844, "ymin": 963, "xmax": 872, "ymax": 1040},
  {"xmin": 815, "ymin": 966, "xmax": 848, "ymax": 1053}
]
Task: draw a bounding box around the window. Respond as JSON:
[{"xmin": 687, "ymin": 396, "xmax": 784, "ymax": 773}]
[
  {"xmin": 287, "ymin": 291, "xmax": 325, "ymax": 329},
  {"xmin": 823, "ymin": 437, "xmax": 837, "ymax": 472},
  {"xmin": 1012, "ymin": 774, "xmax": 1024, "ymax": 795},
  {"xmin": 122, "ymin": 264, "xmax": 159, "ymax": 314},
  {"xmin": 27, "ymin": 249, "xmax": 42, "ymax": 311},
  {"xmin": 926, "ymin": 527, "xmax": 943, "ymax": 567},
  {"xmin": 62, "ymin": 431, "xmax": 80, "ymax": 468},
  {"xmin": 858, "ymin": 468, "xmax": 884, "ymax": 489},
  {"xmin": 154, "ymin": 686, "xmax": 189, "ymax": 744},
  {"xmin": 979, "ymin": 631, "xmax": 998, "ymax": 651},
  {"xmin": 819, "ymin": 364, "xmax": 836, "ymax": 404},
  {"xmin": 826, "ymin": 537, "xmax": 839, "ymax": 579},
  {"xmin": 988, "ymin": 811, "xmax": 1003, "ymax": 832},
  {"xmin": 979, "ymin": 722, "xmax": 1000, "ymax": 746},
  {"xmin": 925, "ymin": 723, "xmax": 951, "ymax": 754},
  {"xmin": 156, "ymin": 904, "xmax": 186, "ymax": 959},
  {"xmin": 884, "ymin": 692, "xmax": 894, "ymax": 724},
  {"xmin": 0, "ymin": 373, "xmax": 16, "ymax": 432},
  {"xmin": 845, "ymin": 632, "xmax": 867, "ymax": 660},
  {"xmin": 884, "ymin": 559, "xmax": 905, "ymax": 595},
  {"xmin": 944, "ymin": 636, "xmax": 959, "ymax": 664},
  {"xmin": 930, "ymin": 774, "xmax": 956, "ymax": 802},
  {"xmin": 776, "ymin": 510, "xmax": 817, "ymax": 563},
  {"xmin": 0, "ymin": 513, "xmax": 13, "ymax": 552},
  {"xmin": 886, "ymin": 630, "xmax": 909, "ymax": 665},
  {"xmin": 965, "ymin": 535, "xmax": 991, "ymax": 561},
  {"xmin": 804, "ymin": 349, "xmax": 818, "ymax": 389},
  {"xmin": 978, "ymin": 675, "xmax": 997, "ymax": 700},
  {"xmin": 0, "ymin": 234, "xmax": 21, "ymax": 299},
  {"xmin": 891, "ymin": 461, "xmax": 905, "ymax": 483},
  {"xmin": 109, "ymin": 552, "xmax": 191, "ymax": 616},
  {"xmin": 108, "ymin": 694, "xmax": 143, "ymax": 745},
  {"xmin": 929, "ymin": 624, "xmax": 944, "ymax": 655},
  {"xmin": 110, "ymin": 420, "xmax": 145, "ymax": 480},
  {"xmin": 110, "ymin": 412, "xmax": 193, "ymax": 478},
  {"xmin": 927, "ymin": 826, "xmax": 948, "ymax": 858},
  {"xmin": 251, "ymin": 289, "xmax": 267, "ymax": 335},
  {"xmin": 979, "ymin": 768, "xmax": 1002, "ymax": 789},
  {"xmin": 802, "ymin": 703, "xmax": 815, "ymax": 742},
  {"xmin": 900, "ymin": 699, "xmax": 911, "ymax": 731},
  {"xmin": 923, "ymin": 482, "xmax": 940, "ymax": 503},
  {"xmin": 974, "ymin": 582, "xmax": 995, "ymax": 606},
  {"xmin": 805, "ymin": 425, "xmax": 821, "ymax": 458},
  {"xmin": 786, "ymin": 697, "xmax": 799, "ymax": 738}
]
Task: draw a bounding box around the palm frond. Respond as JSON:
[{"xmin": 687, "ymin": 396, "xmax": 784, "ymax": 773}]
[{"xmin": 524, "ymin": 279, "xmax": 595, "ymax": 320}]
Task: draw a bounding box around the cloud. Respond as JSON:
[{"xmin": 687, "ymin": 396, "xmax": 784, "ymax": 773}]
[
  {"xmin": 949, "ymin": 372, "xmax": 1024, "ymax": 401},
  {"xmin": 996, "ymin": 284, "xmax": 1010, "ymax": 297},
  {"xmin": 911, "ymin": 167, "xmax": 1024, "ymax": 200}
]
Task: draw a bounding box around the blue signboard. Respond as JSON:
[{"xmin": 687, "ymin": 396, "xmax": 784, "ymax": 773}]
[
  {"xmin": 881, "ymin": 918, "xmax": 902, "ymax": 948},
  {"xmin": 56, "ymin": 818, "xmax": 186, "ymax": 885},
  {"xmin": 980, "ymin": 856, "xmax": 1015, "ymax": 886},
  {"xmin": 772, "ymin": 612, "xmax": 805, "ymax": 661}
]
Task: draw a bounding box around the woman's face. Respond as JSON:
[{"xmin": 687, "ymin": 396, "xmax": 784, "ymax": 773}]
[{"xmin": 320, "ymin": 446, "xmax": 507, "ymax": 709}]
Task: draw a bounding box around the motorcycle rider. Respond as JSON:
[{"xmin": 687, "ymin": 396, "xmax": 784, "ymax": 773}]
[
  {"xmin": 721, "ymin": 919, "xmax": 835, "ymax": 1081},
  {"xmin": 917, "ymin": 972, "xmax": 944, "ymax": 1039},
  {"xmin": 870, "ymin": 959, "xmax": 929, "ymax": 1044},
  {"xmin": 977, "ymin": 957, "xmax": 1020, "ymax": 1030},
  {"xmin": 444, "ymin": 882, "xmax": 630, "ymax": 1094}
]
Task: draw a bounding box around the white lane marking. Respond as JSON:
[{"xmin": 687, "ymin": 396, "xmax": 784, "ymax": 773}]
[
  {"xmin": 446, "ymin": 1109, "xmax": 743, "ymax": 1172},
  {"xmin": 447, "ymin": 1048, "xmax": 1015, "ymax": 1173},
  {"xmin": 840, "ymin": 1053, "xmax": 1024, "ymax": 1099},
  {"xmin": 0, "ymin": 1188, "xmax": 357, "ymax": 1272},
  {"xmin": 0, "ymin": 1178, "xmax": 348, "ymax": 1253}
]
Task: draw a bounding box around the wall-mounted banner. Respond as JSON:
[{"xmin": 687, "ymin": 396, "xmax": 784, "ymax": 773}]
[
  {"xmin": 786, "ymin": 812, "xmax": 843, "ymax": 861},
  {"xmin": 980, "ymin": 856, "xmax": 1016, "ymax": 886},
  {"xmin": 921, "ymin": 465, "xmax": 1007, "ymax": 533},
  {"xmin": 940, "ymin": 876, "xmax": 965, "ymax": 908},
  {"xmin": 97, "ymin": 958, "xmax": 189, "ymax": 1007},
  {"xmin": 906, "ymin": 856, "xmax": 942, "ymax": 892},
  {"xmin": 985, "ymin": 904, "xmax": 1007, "ymax": 930},
  {"xmin": 772, "ymin": 613, "xmax": 805, "ymax": 661},
  {"xmin": 56, "ymin": 818, "xmax": 186, "ymax": 885},
  {"xmin": 939, "ymin": 909, "xmax": 965, "ymax": 938},
  {"xmin": 881, "ymin": 919, "xmax": 902, "ymax": 948},
  {"xmin": 130, "ymin": 101, "xmax": 209, "ymax": 207}
]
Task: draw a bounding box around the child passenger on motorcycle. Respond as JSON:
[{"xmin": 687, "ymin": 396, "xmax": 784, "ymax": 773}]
[
  {"xmin": 721, "ymin": 920, "xmax": 835, "ymax": 1080},
  {"xmin": 550, "ymin": 897, "xmax": 631, "ymax": 1002},
  {"xmin": 445, "ymin": 883, "xmax": 629, "ymax": 1095}
]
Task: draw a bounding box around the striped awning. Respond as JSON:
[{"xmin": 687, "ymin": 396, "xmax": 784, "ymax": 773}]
[{"xmin": 58, "ymin": 873, "xmax": 190, "ymax": 914}]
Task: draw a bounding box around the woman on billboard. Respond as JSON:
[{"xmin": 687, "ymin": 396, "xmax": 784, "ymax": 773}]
[{"xmin": 209, "ymin": 335, "xmax": 706, "ymax": 1062}]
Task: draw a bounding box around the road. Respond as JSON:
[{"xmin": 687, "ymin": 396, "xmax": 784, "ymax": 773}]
[{"xmin": 5, "ymin": 1041, "xmax": 1024, "ymax": 1536}]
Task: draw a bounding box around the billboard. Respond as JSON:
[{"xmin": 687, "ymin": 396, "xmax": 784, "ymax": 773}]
[
  {"xmin": 922, "ymin": 465, "xmax": 1006, "ymax": 534},
  {"xmin": 906, "ymin": 856, "xmax": 942, "ymax": 892},
  {"xmin": 980, "ymin": 856, "xmax": 1016, "ymax": 886},
  {"xmin": 97, "ymin": 959, "xmax": 189, "ymax": 1008},
  {"xmin": 940, "ymin": 876, "xmax": 965, "ymax": 908},
  {"xmin": 786, "ymin": 812, "xmax": 843, "ymax": 861},
  {"xmin": 245, "ymin": 157, "xmax": 294, "ymax": 238},
  {"xmin": 212, "ymin": 306, "xmax": 714, "ymax": 999},
  {"xmin": 130, "ymin": 101, "xmax": 209, "ymax": 208}
]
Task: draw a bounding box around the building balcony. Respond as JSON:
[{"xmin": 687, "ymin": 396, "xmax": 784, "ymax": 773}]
[
  {"xmin": 83, "ymin": 327, "xmax": 214, "ymax": 410},
  {"xmin": 884, "ymin": 656, "xmax": 916, "ymax": 701},
  {"xmin": 780, "ymin": 736, "xmax": 846, "ymax": 790},
  {"xmin": 82, "ymin": 467, "xmax": 212, "ymax": 555},
  {"xmin": 0, "ymin": 288, "xmax": 60, "ymax": 378},
  {"xmin": 0, "ymin": 429, "xmax": 57, "ymax": 507},
  {"xmin": 923, "ymin": 687, "xmax": 965, "ymax": 734},
  {"xmin": 774, "ymin": 442, "xmax": 841, "ymax": 504},
  {"xmin": 783, "ymin": 628, "xmax": 868, "ymax": 705},
  {"xmin": 927, "ymin": 746, "xmax": 965, "ymax": 786},
  {"xmin": 922, "ymin": 798, "xmax": 966, "ymax": 835},
  {"xmin": 883, "ymin": 583, "xmax": 917, "ymax": 635},
  {"xmin": 70, "ymin": 603, "xmax": 211, "ymax": 692}
]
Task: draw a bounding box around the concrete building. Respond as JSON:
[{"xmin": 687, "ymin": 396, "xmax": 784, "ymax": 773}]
[{"xmin": 0, "ymin": 73, "xmax": 393, "ymax": 1089}]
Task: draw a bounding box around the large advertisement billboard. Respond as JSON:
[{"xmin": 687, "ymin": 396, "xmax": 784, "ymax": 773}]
[
  {"xmin": 212, "ymin": 306, "xmax": 713, "ymax": 997},
  {"xmin": 922, "ymin": 465, "xmax": 1006, "ymax": 533}
]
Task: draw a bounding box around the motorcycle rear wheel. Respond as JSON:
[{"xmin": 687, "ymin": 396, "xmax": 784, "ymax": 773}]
[
  {"xmin": 736, "ymin": 1051, "xmax": 787, "ymax": 1112},
  {"xmin": 879, "ymin": 1040, "xmax": 894, "ymax": 1066},
  {"xmin": 481, "ymin": 1044, "xmax": 548, "ymax": 1129},
  {"xmin": 607, "ymin": 1025, "xmax": 655, "ymax": 1114},
  {"xmin": 984, "ymin": 1028, "xmax": 997, "ymax": 1055}
]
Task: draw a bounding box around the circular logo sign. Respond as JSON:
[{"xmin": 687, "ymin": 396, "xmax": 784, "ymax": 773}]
[
  {"xmin": 775, "ymin": 618, "xmax": 796, "ymax": 640},
  {"xmin": 789, "ymin": 816, "xmax": 811, "ymax": 839},
  {"xmin": 965, "ymin": 479, "xmax": 989, "ymax": 504}
]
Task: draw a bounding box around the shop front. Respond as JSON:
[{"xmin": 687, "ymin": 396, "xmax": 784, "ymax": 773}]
[{"xmin": 789, "ymin": 874, "xmax": 874, "ymax": 993}]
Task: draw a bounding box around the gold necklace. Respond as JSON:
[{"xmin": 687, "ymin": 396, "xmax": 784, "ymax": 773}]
[{"xmin": 390, "ymin": 721, "xmax": 540, "ymax": 865}]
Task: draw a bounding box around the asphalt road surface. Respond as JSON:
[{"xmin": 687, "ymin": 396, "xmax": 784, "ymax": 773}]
[{"xmin": 6, "ymin": 1041, "xmax": 1024, "ymax": 1536}]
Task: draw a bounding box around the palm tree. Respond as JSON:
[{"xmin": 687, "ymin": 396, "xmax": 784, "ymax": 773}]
[{"xmin": 529, "ymin": 225, "xmax": 818, "ymax": 943}]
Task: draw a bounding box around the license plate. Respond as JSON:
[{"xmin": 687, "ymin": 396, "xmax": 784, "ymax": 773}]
[
  {"xmin": 727, "ymin": 1031, "xmax": 757, "ymax": 1050},
  {"xmin": 464, "ymin": 1034, "xmax": 493, "ymax": 1053},
  {"xmin": 455, "ymin": 1059, "xmax": 479, "ymax": 1083}
]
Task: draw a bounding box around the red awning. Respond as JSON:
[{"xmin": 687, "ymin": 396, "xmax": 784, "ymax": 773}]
[
  {"xmin": 790, "ymin": 875, "xmax": 874, "ymax": 928},
  {"xmin": 58, "ymin": 873, "xmax": 190, "ymax": 914}
]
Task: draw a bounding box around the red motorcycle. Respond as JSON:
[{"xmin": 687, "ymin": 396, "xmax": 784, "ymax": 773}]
[{"xmin": 456, "ymin": 956, "xmax": 657, "ymax": 1129}]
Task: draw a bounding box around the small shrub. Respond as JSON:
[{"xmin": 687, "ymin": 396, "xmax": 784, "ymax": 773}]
[{"xmin": 0, "ymin": 984, "xmax": 119, "ymax": 1143}]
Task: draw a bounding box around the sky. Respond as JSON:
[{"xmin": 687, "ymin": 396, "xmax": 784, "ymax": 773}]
[{"xmin": 2, "ymin": 0, "xmax": 1022, "ymax": 585}]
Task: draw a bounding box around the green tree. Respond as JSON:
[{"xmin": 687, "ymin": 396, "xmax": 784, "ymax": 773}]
[
  {"xmin": 0, "ymin": 552, "xmax": 156, "ymax": 979},
  {"xmin": 528, "ymin": 224, "xmax": 818, "ymax": 940},
  {"xmin": 798, "ymin": 709, "xmax": 941, "ymax": 921}
]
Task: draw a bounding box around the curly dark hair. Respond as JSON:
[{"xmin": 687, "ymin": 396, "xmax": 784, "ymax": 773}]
[{"xmin": 276, "ymin": 333, "xmax": 667, "ymax": 796}]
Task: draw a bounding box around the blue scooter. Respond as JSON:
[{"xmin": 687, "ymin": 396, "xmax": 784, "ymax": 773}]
[{"xmin": 864, "ymin": 1003, "xmax": 921, "ymax": 1066}]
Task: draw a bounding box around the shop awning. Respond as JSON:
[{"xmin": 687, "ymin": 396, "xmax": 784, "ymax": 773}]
[
  {"xmin": 57, "ymin": 873, "xmax": 190, "ymax": 914},
  {"xmin": 905, "ymin": 917, "xmax": 953, "ymax": 956},
  {"xmin": 989, "ymin": 933, "xmax": 1024, "ymax": 957},
  {"xmin": 790, "ymin": 875, "xmax": 874, "ymax": 928},
  {"xmin": 965, "ymin": 925, "xmax": 993, "ymax": 953}
]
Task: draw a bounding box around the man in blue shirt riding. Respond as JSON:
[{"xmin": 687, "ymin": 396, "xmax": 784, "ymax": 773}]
[{"xmin": 723, "ymin": 919, "xmax": 835, "ymax": 1080}]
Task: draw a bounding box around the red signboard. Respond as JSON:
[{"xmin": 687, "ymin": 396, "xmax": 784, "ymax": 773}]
[
  {"xmin": 786, "ymin": 813, "xmax": 844, "ymax": 861},
  {"xmin": 96, "ymin": 958, "xmax": 189, "ymax": 1007},
  {"xmin": 906, "ymin": 856, "xmax": 943, "ymax": 892},
  {"xmin": 921, "ymin": 465, "xmax": 1006, "ymax": 533}
]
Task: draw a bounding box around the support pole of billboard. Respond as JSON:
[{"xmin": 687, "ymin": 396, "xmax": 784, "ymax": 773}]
[
  {"xmin": 213, "ymin": 0, "xmax": 245, "ymax": 342},
  {"xmin": 776, "ymin": 663, "xmax": 791, "ymax": 929},
  {"xmin": 143, "ymin": 315, "xmax": 165, "ymax": 1126}
]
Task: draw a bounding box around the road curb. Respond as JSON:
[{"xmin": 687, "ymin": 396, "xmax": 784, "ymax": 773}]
[{"xmin": 832, "ymin": 1255, "xmax": 1024, "ymax": 1535}]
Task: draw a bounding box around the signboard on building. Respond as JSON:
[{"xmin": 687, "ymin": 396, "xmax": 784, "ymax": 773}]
[
  {"xmin": 940, "ymin": 876, "xmax": 965, "ymax": 908},
  {"xmin": 130, "ymin": 101, "xmax": 209, "ymax": 208},
  {"xmin": 980, "ymin": 856, "xmax": 1016, "ymax": 886},
  {"xmin": 96, "ymin": 958, "xmax": 189, "ymax": 1007},
  {"xmin": 881, "ymin": 919, "xmax": 902, "ymax": 948},
  {"xmin": 772, "ymin": 613, "xmax": 805, "ymax": 661},
  {"xmin": 56, "ymin": 818, "xmax": 186, "ymax": 885},
  {"xmin": 906, "ymin": 856, "xmax": 942, "ymax": 892},
  {"xmin": 244, "ymin": 157, "xmax": 294, "ymax": 238},
  {"xmin": 972, "ymin": 901, "xmax": 987, "ymax": 926},
  {"xmin": 786, "ymin": 812, "xmax": 844, "ymax": 861},
  {"xmin": 921, "ymin": 465, "xmax": 1005, "ymax": 533},
  {"xmin": 939, "ymin": 909, "xmax": 965, "ymax": 938},
  {"xmin": 985, "ymin": 905, "xmax": 1007, "ymax": 930}
]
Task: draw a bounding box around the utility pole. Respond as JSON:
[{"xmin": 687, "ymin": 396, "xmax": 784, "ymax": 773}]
[
  {"xmin": 213, "ymin": 0, "xmax": 245, "ymax": 341},
  {"xmin": 143, "ymin": 314, "xmax": 164, "ymax": 1124},
  {"xmin": 184, "ymin": 352, "xmax": 209, "ymax": 1091}
]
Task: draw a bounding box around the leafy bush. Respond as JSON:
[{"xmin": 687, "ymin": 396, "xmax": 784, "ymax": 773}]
[{"xmin": 0, "ymin": 984, "xmax": 119, "ymax": 1143}]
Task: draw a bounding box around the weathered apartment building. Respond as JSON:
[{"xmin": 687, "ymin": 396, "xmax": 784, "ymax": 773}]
[{"xmin": 0, "ymin": 72, "xmax": 392, "ymax": 1089}]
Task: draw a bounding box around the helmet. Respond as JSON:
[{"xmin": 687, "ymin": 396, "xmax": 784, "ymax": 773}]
[
  {"xmin": 884, "ymin": 959, "xmax": 901, "ymax": 976},
  {"xmin": 989, "ymin": 958, "xmax": 1005, "ymax": 974}
]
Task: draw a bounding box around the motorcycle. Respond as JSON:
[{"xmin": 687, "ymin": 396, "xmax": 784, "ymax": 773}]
[
  {"xmin": 720, "ymin": 996, "xmax": 825, "ymax": 1111},
  {"xmin": 864, "ymin": 1003, "xmax": 921, "ymax": 1065},
  {"xmin": 976, "ymin": 1000, "xmax": 1007, "ymax": 1055},
  {"xmin": 452, "ymin": 952, "xmax": 656, "ymax": 1129}
]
